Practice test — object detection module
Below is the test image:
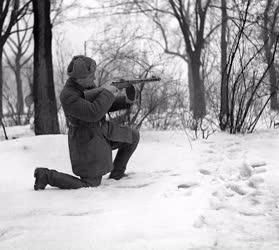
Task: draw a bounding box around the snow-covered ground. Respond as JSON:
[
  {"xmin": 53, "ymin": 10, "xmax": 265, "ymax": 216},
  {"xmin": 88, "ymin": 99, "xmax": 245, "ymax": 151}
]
[{"xmin": 0, "ymin": 127, "xmax": 279, "ymax": 250}]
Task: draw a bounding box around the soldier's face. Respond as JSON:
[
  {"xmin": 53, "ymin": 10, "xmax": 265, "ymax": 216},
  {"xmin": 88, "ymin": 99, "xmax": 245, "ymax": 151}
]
[
  {"xmin": 88, "ymin": 61, "xmax": 96, "ymax": 86},
  {"xmin": 76, "ymin": 71, "xmax": 96, "ymax": 89},
  {"xmin": 76, "ymin": 61, "xmax": 97, "ymax": 88},
  {"xmin": 87, "ymin": 71, "xmax": 96, "ymax": 84},
  {"xmin": 83, "ymin": 72, "xmax": 96, "ymax": 88}
]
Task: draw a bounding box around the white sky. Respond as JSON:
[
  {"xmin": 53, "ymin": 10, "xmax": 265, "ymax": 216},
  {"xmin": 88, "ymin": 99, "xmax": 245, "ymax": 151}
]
[{"xmin": 53, "ymin": 0, "xmax": 118, "ymax": 55}]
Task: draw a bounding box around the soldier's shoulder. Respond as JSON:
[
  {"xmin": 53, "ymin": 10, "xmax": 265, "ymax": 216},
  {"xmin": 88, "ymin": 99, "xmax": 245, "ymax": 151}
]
[{"xmin": 60, "ymin": 79, "xmax": 80, "ymax": 103}]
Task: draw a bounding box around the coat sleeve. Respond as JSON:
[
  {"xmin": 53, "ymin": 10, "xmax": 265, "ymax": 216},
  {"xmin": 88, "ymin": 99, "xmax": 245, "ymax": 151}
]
[
  {"xmin": 83, "ymin": 87, "xmax": 103, "ymax": 102},
  {"xmin": 84, "ymin": 87, "xmax": 134, "ymax": 113},
  {"xmin": 108, "ymin": 95, "xmax": 132, "ymax": 112},
  {"xmin": 60, "ymin": 88, "xmax": 115, "ymax": 122},
  {"xmin": 108, "ymin": 85, "xmax": 137, "ymax": 112}
]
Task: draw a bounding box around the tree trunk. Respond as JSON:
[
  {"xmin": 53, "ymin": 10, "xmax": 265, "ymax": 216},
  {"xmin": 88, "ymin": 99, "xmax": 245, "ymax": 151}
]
[
  {"xmin": 0, "ymin": 46, "xmax": 7, "ymax": 139},
  {"xmin": 263, "ymin": 0, "xmax": 279, "ymax": 110},
  {"xmin": 219, "ymin": 0, "xmax": 229, "ymax": 130},
  {"xmin": 0, "ymin": 47, "xmax": 3, "ymax": 120},
  {"xmin": 269, "ymin": 62, "xmax": 279, "ymax": 110},
  {"xmin": 15, "ymin": 59, "xmax": 24, "ymax": 125},
  {"xmin": 32, "ymin": 0, "xmax": 60, "ymax": 135},
  {"xmin": 190, "ymin": 54, "xmax": 206, "ymax": 119},
  {"xmin": 264, "ymin": 37, "xmax": 279, "ymax": 110},
  {"xmin": 188, "ymin": 59, "xmax": 194, "ymax": 112}
]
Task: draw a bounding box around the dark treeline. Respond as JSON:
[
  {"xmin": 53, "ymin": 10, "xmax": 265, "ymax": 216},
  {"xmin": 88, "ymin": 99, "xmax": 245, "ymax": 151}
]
[{"xmin": 0, "ymin": 0, "xmax": 278, "ymax": 139}]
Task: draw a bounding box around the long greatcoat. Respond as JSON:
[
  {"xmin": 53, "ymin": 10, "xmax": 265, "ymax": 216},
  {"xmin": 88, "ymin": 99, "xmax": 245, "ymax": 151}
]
[{"xmin": 60, "ymin": 78, "xmax": 133, "ymax": 178}]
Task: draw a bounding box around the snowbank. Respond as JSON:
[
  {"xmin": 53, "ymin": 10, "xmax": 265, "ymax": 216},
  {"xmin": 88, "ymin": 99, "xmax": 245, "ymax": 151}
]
[{"xmin": 0, "ymin": 128, "xmax": 278, "ymax": 250}]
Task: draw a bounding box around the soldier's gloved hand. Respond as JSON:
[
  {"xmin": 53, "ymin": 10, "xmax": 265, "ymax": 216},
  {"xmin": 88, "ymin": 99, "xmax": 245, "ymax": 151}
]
[
  {"xmin": 125, "ymin": 85, "xmax": 137, "ymax": 103},
  {"xmin": 102, "ymin": 84, "xmax": 119, "ymax": 96}
]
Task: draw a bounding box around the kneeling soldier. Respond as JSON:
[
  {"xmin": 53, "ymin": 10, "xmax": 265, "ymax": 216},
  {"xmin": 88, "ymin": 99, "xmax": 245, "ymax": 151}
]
[{"xmin": 34, "ymin": 55, "xmax": 140, "ymax": 190}]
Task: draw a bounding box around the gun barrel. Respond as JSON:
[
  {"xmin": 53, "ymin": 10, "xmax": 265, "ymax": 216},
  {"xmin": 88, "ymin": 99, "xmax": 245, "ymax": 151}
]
[{"xmin": 111, "ymin": 77, "xmax": 161, "ymax": 89}]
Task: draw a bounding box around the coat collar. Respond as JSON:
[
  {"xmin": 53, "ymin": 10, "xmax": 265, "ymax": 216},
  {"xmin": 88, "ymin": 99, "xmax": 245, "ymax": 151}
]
[
  {"xmin": 66, "ymin": 78, "xmax": 85, "ymax": 92},
  {"xmin": 66, "ymin": 78, "xmax": 96, "ymax": 92}
]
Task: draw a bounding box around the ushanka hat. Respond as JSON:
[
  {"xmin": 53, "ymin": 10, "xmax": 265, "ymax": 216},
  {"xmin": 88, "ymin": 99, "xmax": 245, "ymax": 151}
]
[{"xmin": 67, "ymin": 55, "xmax": 96, "ymax": 79}]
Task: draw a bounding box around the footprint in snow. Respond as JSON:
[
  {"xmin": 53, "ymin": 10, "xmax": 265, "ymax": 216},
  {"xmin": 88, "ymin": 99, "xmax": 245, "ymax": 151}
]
[
  {"xmin": 116, "ymin": 182, "xmax": 154, "ymax": 189},
  {"xmin": 238, "ymin": 207, "xmax": 265, "ymax": 217},
  {"xmin": 193, "ymin": 215, "xmax": 206, "ymax": 228},
  {"xmin": 209, "ymin": 196, "xmax": 226, "ymax": 210},
  {"xmin": 248, "ymin": 176, "xmax": 264, "ymax": 188},
  {"xmin": 178, "ymin": 182, "xmax": 199, "ymax": 189},
  {"xmin": 212, "ymin": 188, "xmax": 234, "ymax": 199},
  {"xmin": 254, "ymin": 167, "xmax": 267, "ymax": 174},
  {"xmin": 226, "ymin": 183, "xmax": 248, "ymax": 195},
  {"xmin": 62, "ymin": 211, "xmax": 92, "ymax": 217},
  {"xmin": 170, "ymin": 173, "xmax": 180, "ymax": 176},
  {"xmin": 240, "ymin": 162, "xmax": 267, "ymax": 179},
  {"xmin": 199, "ymin": 169, "xmax": 211, "ymax": 175},
  {"xmin": 240, "ymin": 163, "xmax": 253, "ymax": 178},
  {"xmin": 225, "ymin": 141, "xmax": 240, "ymax": 147},
  {"xmin": 249, "ymin": 197, "xmax": 261, "ymax": 205},
  {"xmin": 227, "ymin": 148, "xmax": 243, "ymax": 157},
  {"xmin": 0, "ymin": 226, "xmax": 25, "ymax": 241},
  {"xmin": 152, "ymin": 170, "xmax": 171, "ymax": 175},
  {"xmin": 204, "ymin": 149, "xmax": 215, "ymax": 154},
  {"xmin": 251, "ymin": 161, "xmax": 267, "ymax": 168}
]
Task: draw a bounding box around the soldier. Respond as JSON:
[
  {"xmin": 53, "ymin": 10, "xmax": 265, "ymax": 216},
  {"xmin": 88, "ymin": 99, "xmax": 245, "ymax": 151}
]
[{"xmin": 34, "ymin": 55, "xmax": 140, "ymax": 190}]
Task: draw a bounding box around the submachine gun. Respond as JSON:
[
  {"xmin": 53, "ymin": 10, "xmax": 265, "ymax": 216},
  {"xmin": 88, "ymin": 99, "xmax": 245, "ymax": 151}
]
[
  {"xmin": 84, "ymin": 77, "xmax": 161, "ymax": 110},
  {"xmin": 111, "ymin": 76, "xmax": 161, "ymax": 89},
  {"xmin": 111, "ymin": 76, "xmax": 161, "ymax": 102}
]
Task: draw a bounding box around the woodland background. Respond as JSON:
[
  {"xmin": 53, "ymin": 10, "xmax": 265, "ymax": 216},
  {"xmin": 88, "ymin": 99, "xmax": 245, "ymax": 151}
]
[{"xmin": 1, "ymin": 0, "xmax": 278, "ymax": 140}]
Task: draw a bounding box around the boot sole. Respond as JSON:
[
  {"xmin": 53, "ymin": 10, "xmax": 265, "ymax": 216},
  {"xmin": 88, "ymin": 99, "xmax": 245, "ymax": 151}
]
[{"xmin": 109, "ymin": 173, "xmax": 129, "ymax": 180}]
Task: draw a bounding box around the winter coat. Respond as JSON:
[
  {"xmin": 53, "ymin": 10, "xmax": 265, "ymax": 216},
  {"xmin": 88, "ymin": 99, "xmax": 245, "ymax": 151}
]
[{"xmin": 60, "ymin": 78, "xmax": 133, "ymax": 178}]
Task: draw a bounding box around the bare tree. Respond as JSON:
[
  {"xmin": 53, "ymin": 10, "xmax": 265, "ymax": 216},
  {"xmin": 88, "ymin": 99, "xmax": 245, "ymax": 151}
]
[
  {"xmin": 23, "ymin": 62, "xmax": 34, "ymax": 124},
  {"xmin": 219, "ymin": 0, "xmax": 229, "ymax": 130},
  {"xmin": 85, "ymin": 24, "xmax": 184, "ymax": 129},
  {"xmin": 221, "ymin": 0, "xmax": 279, "ymax": 133},
  {"xmin": 32, "ymin": 0, "xmax": 60, "ymax": 134},
  {"xmin": 50, "ymin": 0, "xmax": 79, "ymax": 25},
  {"xmin": 0, "ymin": 0, "xmax": 31, "ymax": 138},
  {"xmin": 53, "ymin": 33, "xmax": 73, "ymax": 91},
  {"xmin": 263, "ymin": 0, "xmax": 279, "ymax": 110},
  {"xmin": 91, "ymin": 0, "xmax": 220, "ymax": 120},
  {"xmin": 3, "ymin": 16, "xmax": 32, "ymax": 124},
  {"xmin": 167, "ymin": 0, "xmax": 213, "ymax": 119}
]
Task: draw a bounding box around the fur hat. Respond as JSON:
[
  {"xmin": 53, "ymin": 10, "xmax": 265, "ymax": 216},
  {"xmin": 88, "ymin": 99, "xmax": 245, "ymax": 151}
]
[{"xmin": 67, "ymin": 55, "xmax": 96, "ymax": 79}]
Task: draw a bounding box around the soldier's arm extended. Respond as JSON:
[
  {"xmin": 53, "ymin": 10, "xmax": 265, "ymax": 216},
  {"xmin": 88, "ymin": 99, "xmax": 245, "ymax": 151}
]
[
  {"xmin": 60, "ymin": 88, "xmax": 115, "ymax": 122},
  {"xmin": 84, "ymin": 85, "xmax": 137, "ymax": 113}
]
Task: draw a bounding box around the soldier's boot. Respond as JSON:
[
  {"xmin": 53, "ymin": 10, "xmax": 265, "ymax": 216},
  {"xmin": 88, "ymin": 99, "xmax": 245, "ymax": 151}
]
[
  {"xmin": 34, "ymin": 168, "xmax": 49, "ymax": 190},
  {"xmin": 109, "ymin": 129, "xmax": 140, "ymax": 180},
  {"xmin": 34, "ymin": 168, "xmax": 88, "ymax": 190},
  {"xmin": 109, "ymin": 172, "xmax": 129, "ymax": 180}
]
